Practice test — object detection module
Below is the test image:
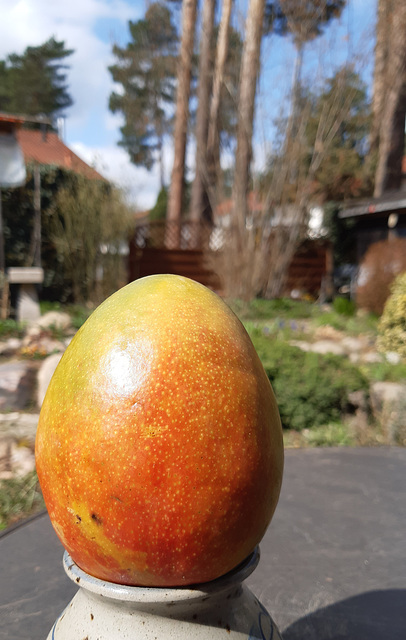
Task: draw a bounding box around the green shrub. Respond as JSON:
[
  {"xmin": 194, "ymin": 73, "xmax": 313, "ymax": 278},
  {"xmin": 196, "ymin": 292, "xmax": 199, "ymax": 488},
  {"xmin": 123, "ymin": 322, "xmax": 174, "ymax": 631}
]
[
  {"xmin": 249, "ymin": 331, "xmax": 368, "ymax": 430},
  {"xmin": 0, "ymin": 318, "xmax": 25, "ymax": 339},
  {"xmin": 377, "ymin": 272, "xmax": 406, "ymax": 359},
  {"xmin": 361, "ymin": 360, "xmax": 406, "ymax": 383},
  {"xmin": 332, "ymin": 296, "xmax": 356, "ymax": 317}
]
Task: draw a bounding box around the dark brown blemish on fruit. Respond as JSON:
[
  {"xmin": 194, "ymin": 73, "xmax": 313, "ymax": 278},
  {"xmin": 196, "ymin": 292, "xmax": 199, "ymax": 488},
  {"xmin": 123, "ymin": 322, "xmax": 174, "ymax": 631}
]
[
  {"xmin": 76, "ymin": 577, "xmax": 81, "ymax": 583},
  {"xmin": 90, "ymin": 613, "xmax": 94, "ymax": 620},
  {"xmin": 91, "ymin": 512, "xmax": 103, "ymax": 526}
]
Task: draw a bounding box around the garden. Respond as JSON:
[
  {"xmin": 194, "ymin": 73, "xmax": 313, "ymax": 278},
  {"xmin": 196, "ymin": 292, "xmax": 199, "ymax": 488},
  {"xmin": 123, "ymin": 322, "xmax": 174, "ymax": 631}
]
[{"xmin": 0, "ymin": 272, "xmax": 405, "ymax": 532}]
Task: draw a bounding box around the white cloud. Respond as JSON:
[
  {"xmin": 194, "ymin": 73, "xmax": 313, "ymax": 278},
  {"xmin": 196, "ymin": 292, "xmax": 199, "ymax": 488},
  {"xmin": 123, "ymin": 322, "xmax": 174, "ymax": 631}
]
[
  {"xmin": 71, "ymin": 140, "xmax": 161, "ymax": 210},
  {"xmin": 0, "ymin": 1, "xmax": 139, "ymax": 142},
  {"xmin": 0, "ymin": 0, "xmax": 162, "ymax": 205}
]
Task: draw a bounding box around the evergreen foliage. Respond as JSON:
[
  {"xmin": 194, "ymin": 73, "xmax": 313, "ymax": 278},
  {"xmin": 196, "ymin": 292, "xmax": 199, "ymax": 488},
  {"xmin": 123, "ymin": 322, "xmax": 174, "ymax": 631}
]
[
  {"xmin": 109, "ymin": 3, "xmax": 179, "ymax": 179},
  {"xmin": 265, "ymin": 1, "xmax": 346, "ymax": 43},
  {"xmin": 250, "ymin": 331, "xmax": 368, "ymax": 430},
  {"xmin": 149, "ymin": 187, "xmax": 168, "ymax": 221},
  {"xmin": 0, "ymin": 37, "xmax": 74, "ymax": 118}
]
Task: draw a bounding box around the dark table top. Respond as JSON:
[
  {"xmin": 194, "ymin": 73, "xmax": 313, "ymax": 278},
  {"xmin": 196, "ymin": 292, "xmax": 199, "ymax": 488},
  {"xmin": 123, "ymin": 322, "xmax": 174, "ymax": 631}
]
[{"xmin": 1, "ymin": 447, "xmax": 406, "ymax": 639}]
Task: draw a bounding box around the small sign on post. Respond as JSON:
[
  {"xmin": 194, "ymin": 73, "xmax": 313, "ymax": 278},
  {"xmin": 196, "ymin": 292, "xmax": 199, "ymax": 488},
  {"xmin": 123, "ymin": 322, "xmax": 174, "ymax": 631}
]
[{"xmin": 7, "ymin": 267, "xmax": 44, "ymax": 323}]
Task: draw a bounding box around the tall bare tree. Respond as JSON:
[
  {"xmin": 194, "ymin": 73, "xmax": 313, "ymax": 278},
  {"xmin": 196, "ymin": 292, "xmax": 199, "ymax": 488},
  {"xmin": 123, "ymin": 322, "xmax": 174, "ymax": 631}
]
[
  {"xmin": 166, "ymin": 0, "xmax": 198, "ymax": 246},
  {"xmin": 190, "ymin": 0, "xmax": 216, "ymax": 226},
  {"xmin": 214, "ymin": 66, "xmax": 367, "ymax": 299},
  {"xmin": 369, "ymin": 0, "xmax": 391, "ymax": 154},
  {"xmin": 206, "ymin": 0, "xmax": 234, "ymax": 216},
  {"xmin": 372, "ymin": 0, "xmax": 406, "ymax": 197},
  {"xmin": 232, "ymin": 0, "xmax": 266, "ymax": 238},
  {"xmin": 266, "ymin": 1, "xmax": 345, "ymax": 137}
]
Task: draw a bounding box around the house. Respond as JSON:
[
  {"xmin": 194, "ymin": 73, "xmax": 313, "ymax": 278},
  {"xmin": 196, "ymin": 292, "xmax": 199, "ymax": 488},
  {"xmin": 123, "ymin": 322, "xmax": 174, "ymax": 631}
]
[
  {"xmin": 16, "ymin": 127, "xmax": 104, "ymax": 180},
  {"xmin": 0, "ymin": 114, "xmax": 106, "ymax": 317},
  {"xmin": 340, "ymin": 157, "xmax": 406, "ymax": 262},
  {"xmin": 339, "ymin": 189, "xmax": 406, "ymax": 263}
]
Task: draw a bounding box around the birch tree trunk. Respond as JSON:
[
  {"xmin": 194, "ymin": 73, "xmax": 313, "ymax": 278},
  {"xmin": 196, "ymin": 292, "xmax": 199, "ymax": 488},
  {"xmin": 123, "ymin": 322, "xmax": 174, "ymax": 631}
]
[{"xmin": 166, "ymin": 0, "xmax": 198, "ymax": 247}]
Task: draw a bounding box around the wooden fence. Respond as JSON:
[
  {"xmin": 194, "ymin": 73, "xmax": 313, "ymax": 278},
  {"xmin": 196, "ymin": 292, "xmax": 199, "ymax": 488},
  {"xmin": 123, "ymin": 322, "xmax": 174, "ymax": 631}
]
[{"xmin": 128, "ymin": 221, "xmax": 332, "ymax": 297}]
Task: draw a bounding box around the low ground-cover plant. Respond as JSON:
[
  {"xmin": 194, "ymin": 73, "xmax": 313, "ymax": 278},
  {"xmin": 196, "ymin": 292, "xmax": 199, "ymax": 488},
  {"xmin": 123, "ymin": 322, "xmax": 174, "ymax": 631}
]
[
  {"xmin": 332, "ymin": 296, "xmax": 356, "ymax": 317},
  {"xmin": 361, "ymin": 360, "xmax": 406, "ymax": 383},
  {"xmin": 248, "ymin": 328, "xmax": 369, "ymax": 431},
  {"xmin": 0, "ymin": 318, "xmax": 25, "ymax": 339},
  {"xmin": 230, "ymin": 297, "xmax": 315, "ymax": 322},
  {"xmin": 0, "ymin": 471, "xmax": 44, "ymax": 531},
  {"xmin": 233, "ymin": 296, "xmax": 378, "ymax": 337}
]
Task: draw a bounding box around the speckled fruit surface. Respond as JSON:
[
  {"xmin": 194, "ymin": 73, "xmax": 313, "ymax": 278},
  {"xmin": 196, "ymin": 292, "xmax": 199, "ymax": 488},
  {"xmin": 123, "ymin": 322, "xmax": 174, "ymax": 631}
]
[{"xmin": 35, "ymin": 275, "xmax": 283, "ymax": 587}]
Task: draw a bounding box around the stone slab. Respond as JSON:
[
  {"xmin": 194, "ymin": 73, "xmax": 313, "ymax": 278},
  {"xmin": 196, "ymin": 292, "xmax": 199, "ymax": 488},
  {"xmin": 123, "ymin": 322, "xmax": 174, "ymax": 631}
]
[{"xmin": 0, "ymin": 361, "xmax": 35, "ymax": 411}]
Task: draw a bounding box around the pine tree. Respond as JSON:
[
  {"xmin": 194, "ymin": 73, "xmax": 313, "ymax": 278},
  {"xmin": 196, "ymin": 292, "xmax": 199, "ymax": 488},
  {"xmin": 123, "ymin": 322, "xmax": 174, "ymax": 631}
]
[
  {"xmin": 0, "ymin": 37, "xmax": 73, "ymax": 117},
  {"xmin": 109, "ymin": 3, "xmax": 179, "ymax": 186}
]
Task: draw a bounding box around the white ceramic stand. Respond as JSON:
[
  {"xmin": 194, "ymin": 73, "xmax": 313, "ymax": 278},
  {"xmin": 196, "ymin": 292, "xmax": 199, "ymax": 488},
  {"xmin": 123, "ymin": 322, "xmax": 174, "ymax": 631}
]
[{"xmin": 47, "ymin": 547, "xmax": 283, "ymax": 639}]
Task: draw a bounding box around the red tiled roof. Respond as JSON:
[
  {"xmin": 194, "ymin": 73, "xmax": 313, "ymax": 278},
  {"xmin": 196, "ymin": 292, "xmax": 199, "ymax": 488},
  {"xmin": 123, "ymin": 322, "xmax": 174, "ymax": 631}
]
[
  {"xmin": 16, "ymin": 129, "xmax": 104, "ymax": 180},
  {"xmin": 215, "ymin": 191, "xmax": 264, "ymax": 217}
]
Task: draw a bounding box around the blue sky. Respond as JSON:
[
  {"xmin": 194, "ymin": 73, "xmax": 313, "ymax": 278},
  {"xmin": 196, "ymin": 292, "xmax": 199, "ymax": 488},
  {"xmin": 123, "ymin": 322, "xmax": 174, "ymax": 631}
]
[{"xmin": 0, "ymin": 0, "xmax": 377, "ymax": 209}]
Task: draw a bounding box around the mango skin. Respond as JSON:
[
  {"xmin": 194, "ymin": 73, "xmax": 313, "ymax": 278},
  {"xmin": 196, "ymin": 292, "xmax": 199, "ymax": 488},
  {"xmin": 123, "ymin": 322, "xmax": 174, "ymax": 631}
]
[{"xmin": 35, "ymin": 275, "xmax": 283, "ymax": 586}]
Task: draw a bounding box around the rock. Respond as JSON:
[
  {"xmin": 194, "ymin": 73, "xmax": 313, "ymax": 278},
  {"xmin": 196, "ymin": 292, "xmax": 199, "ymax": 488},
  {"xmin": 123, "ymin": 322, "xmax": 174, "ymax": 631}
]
[
  {"xmin": 361, "ymin": 351, "xmax": 384, "ymax": 364},
  {"xmin": 37, "ymin": 353, "xmax": 63, "ymax": 407},
  {"xmin": 0, "ymin": 360, "xmax": 35, "ymax": 411},
  {"xmin": 371, "ymin": 381, "xmax": 405, "ymax": 409},
  {"xmin": 289, "ymin": 340, "xmax": 312, "ymax": 352},
  {"xmin": 25, "ymin": 325, "xmax": 42, "ymax": 340},
  {"xmin": 314, "ymin": 326, "xmax": 346, "ymax": 341},
  {"xmin": 348, "ymin": 390, "xmax": 369, "ymax": 412},
  {"xmin": 308, "ymin": 340, "xmax": 346, "ymax": 356},
  {"xmin": 0, "ymin": 439, "xmax": 11, "ymax": 478},
  {"xmin": 0, "ymin": 413, "xmax": 39, "ymax": 442},
  {"xmin": 0, "ymin": 438, "xmax": 36, "ymax": 479},
  {"xmin": 370, "ymin": 381, "xmax": 406, "ymax": 445},
  {"xmin": 7, "ymin": 337, "xmax": 23, "ymax": 351},
  {"xmin": 385, "ymin": 351, "xmax": 402, "ymax": 365},
  {"xmin": 0, "ymin": 338, "xmax": 22, "ymax": 357},
  {"xmin": 38, "ymin": 337, "xmax": 65, "ymax": 354},
  {"xmin": 340, "ymin": 336, "xmax": 369, "ymax": 353},
  {"xmin": 10, "ymin": 441, "xmax": 36, "ymax": 476},
  {"xmin": 37, "ymin": 311, "xmax": 72, "ymax": 332}
]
